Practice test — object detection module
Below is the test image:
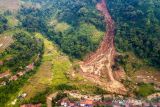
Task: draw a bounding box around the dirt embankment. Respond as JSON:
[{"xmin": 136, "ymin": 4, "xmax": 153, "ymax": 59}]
[{"xmin": 80, "ymin": 0, "xmax": 126, "ymax": 95}]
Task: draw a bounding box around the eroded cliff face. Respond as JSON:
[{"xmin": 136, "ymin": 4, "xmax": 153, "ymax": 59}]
[{"xmin": 80, "ymin": 0, "xmax": 126, "ymax": 94}]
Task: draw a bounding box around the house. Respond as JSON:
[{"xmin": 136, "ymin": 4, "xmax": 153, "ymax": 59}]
[
  {"xmin": 18, "ymin": 93, "xmax": 27, "ymax": 99},
  {"xmin": 26, "ymin": 63, "xmax": 34, "ymax": 71},
  {"xmin": 125, "ymin": 103, "xmax": 130, "ymax": 107},
  {"xmin": 17, "ymin": 71, "xmax": 25, "ymax": 77},
  {"xmin": 59, "ymin": 98, "xmax": 78, "ymax": 107},
  {"xmin": 20, "ymin": 103, "xmax": 41, "ymax": 107},
  {"xmin": 69, "ymin": 102, "xmax": 75, "ymax": 107},
  {"xmin": 0, "ymin": 70, "xmax": 11, "ymax": 79},
  {"xmin": 60, "ymin": 98, "xmax": 70, "ymax": 107},
  {"xmin": 113, "ymin": 102, "xmax": 121, "ymax": 107},
  {"xmin": 94, "ymin": 101, "xmax": 112, "ymax": 107},
  {"xmin": 80, "ymin": 100, "xmax": 94, "ymax": 107},
  {"xmin": 9, "ymin": 75, "xmax": 18, "ymax": 81}
]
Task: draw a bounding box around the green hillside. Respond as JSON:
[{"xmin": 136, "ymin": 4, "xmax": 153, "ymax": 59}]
[
  {"xmin": 0, "ymin": 0, "xmax": 160, "ymax": 106},
  {"xmin": 107, "ymin": 0, "xmax": 160, "ymax": 67}
]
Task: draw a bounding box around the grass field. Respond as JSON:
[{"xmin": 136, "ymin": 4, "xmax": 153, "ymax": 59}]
[
  {"xmin": 49, "ymin": 19, "xmax": 71, "ymax": 33},
  {"xmin": 79, "ymin": 23, "xmax": 104, "ymax": 43},
  {"xmin": 19, "ymin": 33, "xmax": 55, "ymax": 100},
  {"xmin": 6, "ymin": 16, "xmax": 19, "ymax": 27}
]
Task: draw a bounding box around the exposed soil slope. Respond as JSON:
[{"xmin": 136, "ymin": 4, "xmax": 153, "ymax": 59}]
[{"xmin": 80, "ymin": 0, "xmax": 126, "ymax": 94}]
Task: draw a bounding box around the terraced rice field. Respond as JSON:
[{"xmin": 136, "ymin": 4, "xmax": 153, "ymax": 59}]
[
  {"xmin": 18, "ymin": 33, "xmax": 71, "ymax": 100},
  {"xmin": 0, "ymin": 35, "xmax": 13, "ymax": 53}
]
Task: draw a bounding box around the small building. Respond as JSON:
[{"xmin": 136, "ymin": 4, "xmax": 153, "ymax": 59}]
[
  {"xmin": 80, "ymin": 100, "xmax": 94, "ymax": 107},
  {"xmin": 0, "ymin": 70, "xmax": 11, "ymax": 79},
  {"xmin": 17, "ymin": 71, "xmax": 25, "ymax": 77},
  {"xmin": 9, "ymin": 75, "xmax": 18, "ymax": 81},
  {"xmin": 18, "ymin": 93, "xmax": 27, "ymax": 99},
  {"xmin": 26, "ymin": 63, "xmax": 34, "ymax": 72},
  {"xmin": 21, "ymin": 93, "xmax": 27, "ymax": 98},
  {"xmin": 69, "ymin": 102, "xmax": 75, "ymax": 107},
  {"xmin": 20, "ymin": 103, "xmax": 41, "ymax": 107},
  {"xmin": 94, "ymin": 101, "xmax": 112, "ymax": 107},
  {"xmin": 60, "ymin": 98, "xmax": 70, "ymax": 107}
]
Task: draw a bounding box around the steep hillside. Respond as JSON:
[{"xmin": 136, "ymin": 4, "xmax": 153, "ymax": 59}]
[
  {"xmin": 17, "ymin": 0, "xmax": 160, "ymax": 96},
  {"xmin": 18, "ymin": 0, "xmax": 105, "ymax": 59},
  {"xmin": 0, "ymin": 0, "xmax": 160, "ymax": 105},
  {"xmin": 107, "ymin": 0, "xmax": 160, "ymax": 68},
  {"xmin": 80, "ymin": 0, "xmax": 126, "ymax": 94},
  {"xmin": 0, "ymin": 0, "xmax": 20, "ymax": 12},
  {"xmin": 0, "ymin": 31, "xmax": 44, "ymax": 106}
]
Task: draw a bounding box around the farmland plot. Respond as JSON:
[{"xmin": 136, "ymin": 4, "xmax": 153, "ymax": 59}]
[{"xmin": 0, "ymin": 35, "xmax": 13, "ymax": 53}]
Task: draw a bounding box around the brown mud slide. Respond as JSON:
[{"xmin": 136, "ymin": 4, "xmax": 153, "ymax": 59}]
[{"xmin": 80, "ymin": 0, "xmax": 127, "ymax": 95}]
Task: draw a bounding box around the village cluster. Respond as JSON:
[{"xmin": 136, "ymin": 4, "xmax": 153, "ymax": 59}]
[
  {"xmin": 20, "ymin": 91, "xmax": 160, "ymax": 107},
  {"xmin": 0, "ymin": 62, "xmax": 34, "ymax": 86},
  {"xmin": 20, "ymin": 98, "xmax": 160, "ymax": 107},
  {"xmin": 53, "ymin": 92, "xmax": 160, "ymax": 107},
  {"xmin": 56, "ymin": 98, "xmax": 160, "ymax": 107}
]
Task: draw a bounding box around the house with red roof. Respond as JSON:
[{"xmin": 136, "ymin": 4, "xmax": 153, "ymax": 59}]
[
  {"xmin": 68, "ymin": 102, "xmax": 75, "ymax": 107},
  {"xmin": 60, "ymin": 98, "xmax": 70, "ymax": 107},
  {"xmin": 9, "ymin": 75, "xmax": 18, "ymax": 81},
  {"xmin": 0, "ymin": 70, "xmax": 11, "ymax": 79},
  {"xmin": 80, "ymin": 100, "xmax": 94, "ymax": 107},
  {"xmin": 94, "ymin": 101, "xmax": 112, "ymax": 107},
  {"xmin": 26, "ymin": 63, "xmax": 34, "ymax": 72},
  {"xmin": 17, "ymin": 71, "xmax": 25, "ymax": 77}
]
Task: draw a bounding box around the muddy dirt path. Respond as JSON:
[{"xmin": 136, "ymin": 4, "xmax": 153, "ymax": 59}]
[
  {"xmin": 81, "ymin": 0, "xmax": 116, "ymax": 81},
  {"xmin": 80, "ymin": 0, "xmax": 126, "ymax": 94}
]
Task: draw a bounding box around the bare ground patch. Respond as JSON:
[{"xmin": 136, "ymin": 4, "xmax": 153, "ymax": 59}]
[
  {"xmin": 0, "ymin": 0, "xmax": 20, "ymax": 12},
  {"xmin": 0, "ymin": 35, "xmax": 13, "ymax": 53}
]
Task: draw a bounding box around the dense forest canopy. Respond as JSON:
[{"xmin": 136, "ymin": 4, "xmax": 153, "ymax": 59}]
[
  {"xmin": 0, "ymin": 15, "xmax": 8, "ymax": 33},
  {"xmin": 17, "ymin": 0, "xmax": 160, "ymax": 68},
  {"xmin": 0, "ymin": 31, "xmax": 43, "ymax": 74},
  {"xmin": 18, "ymin": 0, "xmax": 105, "ymax": 59},
  {"xmin": 107, "ymin": 0, "xmax": 160, "ymax": 67}
]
